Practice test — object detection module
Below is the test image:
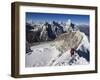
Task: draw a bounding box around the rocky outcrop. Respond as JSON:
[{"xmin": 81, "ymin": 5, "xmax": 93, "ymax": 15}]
[{"xmin": 53, "ymin": 31, "xmax": 83, "ymax": 53}]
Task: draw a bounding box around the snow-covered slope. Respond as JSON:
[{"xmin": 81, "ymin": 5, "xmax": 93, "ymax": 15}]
[
  {"xmin": 25, "ymin": 43, "xmax": 60, "ymax": 67},
  {"xmin": 25, "ymin": 31, "xmax": 90, "ymax": 67}
]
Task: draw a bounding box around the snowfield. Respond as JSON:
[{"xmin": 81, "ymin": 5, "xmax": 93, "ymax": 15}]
[
  {"xmin": 25, "ymin": 43, "xmax": 60, "ymax": 67},
  {"xmin": 25, "ymin": 31, "xmax": 90, "ymax": 67}
]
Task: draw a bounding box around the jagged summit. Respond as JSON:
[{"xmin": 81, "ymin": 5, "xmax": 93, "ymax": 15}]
[{"xmin": 66, "ymin": 19, "xmax": 71, "ymax": 26}]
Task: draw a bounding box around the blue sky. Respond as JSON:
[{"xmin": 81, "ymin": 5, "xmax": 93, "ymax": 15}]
[{"xmin": 26, "ymin": 12, "xmax": 90, "ymax": 25}]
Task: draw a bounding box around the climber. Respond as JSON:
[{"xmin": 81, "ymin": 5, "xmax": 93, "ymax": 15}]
[{"xmin": 70, "ymin": 48, "xmax": 75, "ymax": 57}]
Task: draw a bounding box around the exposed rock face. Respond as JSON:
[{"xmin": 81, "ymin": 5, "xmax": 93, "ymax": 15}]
[
  {"xmin": 26, "ymin": 20, "xmax": 75, "ymax": 43},
  {"xmin": 53, "ymin": 31, "xmax": 83, "ymax": 53}
]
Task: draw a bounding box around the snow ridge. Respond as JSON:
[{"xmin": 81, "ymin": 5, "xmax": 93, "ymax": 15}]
[{"xmin": 26, "ymin": 31, "xmax": 90, "ymax": 67}]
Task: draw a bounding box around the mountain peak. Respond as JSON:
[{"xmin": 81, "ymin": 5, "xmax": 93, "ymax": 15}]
[{"xmin": 66, "ymin": 19, "xmax": 71, "ymax": 26}]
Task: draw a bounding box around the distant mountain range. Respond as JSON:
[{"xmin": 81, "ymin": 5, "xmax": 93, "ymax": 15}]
[
  {"xmin": 26, "ymin": 19, "xmax": 89, "ymax": 44},
  {"xmin": 26, "ymin": 21, "xmax": 65, "ymax": 43},
  {"xmin": 78, "ymin": 25, "xmax": 89, "ymax": 37}
]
